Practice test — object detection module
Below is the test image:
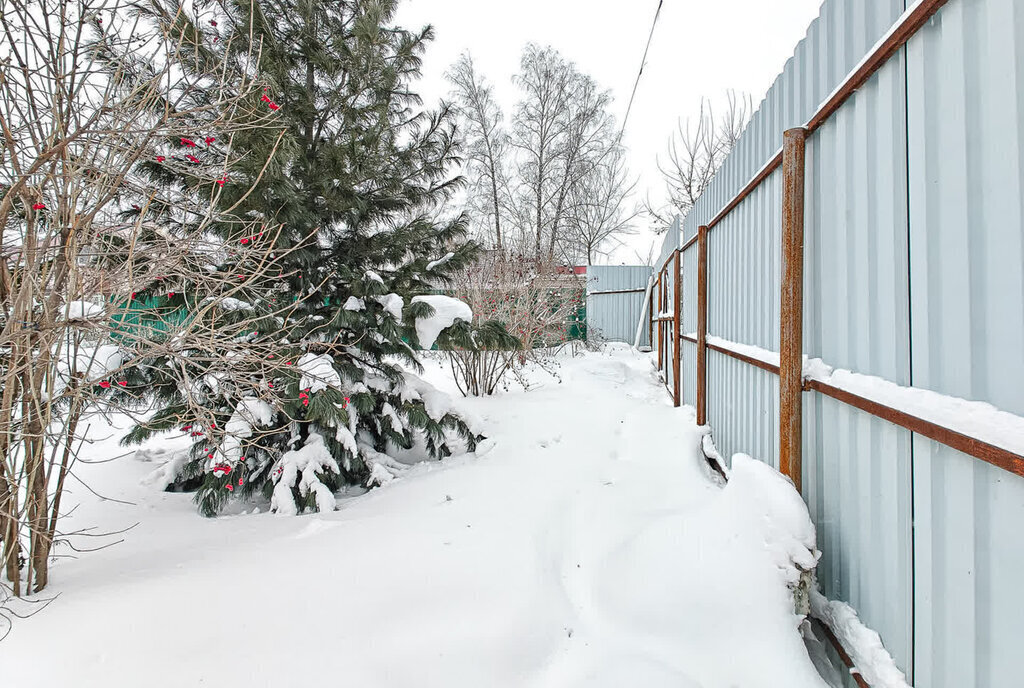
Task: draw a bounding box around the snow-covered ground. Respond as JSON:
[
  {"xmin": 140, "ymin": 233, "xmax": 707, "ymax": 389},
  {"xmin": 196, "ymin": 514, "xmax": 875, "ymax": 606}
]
[{"xmin": 2, "ymin": 345, "xmax": 831, "ymax": 687}]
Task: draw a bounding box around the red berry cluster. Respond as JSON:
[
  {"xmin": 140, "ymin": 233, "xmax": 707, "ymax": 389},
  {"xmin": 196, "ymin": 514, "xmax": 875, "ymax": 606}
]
[
  {"xmin": 260, "ymin": 94, "xmax": 281, "ymax": 111},
  {"xmin": 154, "ymin": 134, "xmax": 219, "ymax": 164},
  {"xmin": 239, "ymin": 231, "xmax": 264, "ymax": 245}
]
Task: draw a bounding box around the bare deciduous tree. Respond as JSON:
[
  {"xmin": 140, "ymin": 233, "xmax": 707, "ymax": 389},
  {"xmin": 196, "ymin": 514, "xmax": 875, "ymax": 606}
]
[
  {"xmin": 648, "ymin": 91, "xmax": 752, "ymax": 229},
  {"xmin": 543, "ymin": 70, "xmax": 615, "ymax": 261},
  {"xmin": 0, "ymin": 0, "xmax": 303, "ymax": 612},
  {"xmin": 448, "ymin": 44, "xmax": 631, "ymax": 264},
  {"xmin": 450, "ymin": 45, "xmax": 636, "ymax": 265},
  {"xmin": 561, "ymin": 145, "xmax": 641, "ymax": 265},
  {"xmin": 446, "ymin": 54, "xmax": 509, "ymax": 253},
  {"xmin": 510, "ymin": 44, "xmax": 572, "ymax": 259}
]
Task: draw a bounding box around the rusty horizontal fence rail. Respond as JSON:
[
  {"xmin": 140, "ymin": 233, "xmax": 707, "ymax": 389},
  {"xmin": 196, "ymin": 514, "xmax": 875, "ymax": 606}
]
[
  {"xmin": 707, "ymin": 150, "xmax": 784, "ymax": 231},
  {"xmin": 806, "ymin": 380, "xmax": 1024, "ymax": 478},
  {"xmin": 810, "ymin": 618, "xmax": 872, "ymax": 688},
  {"xmin": 693, "ymin": 335, "xmax": 781, "ymax": 375},
  {"xmin": 656, "ymin": 252, "xmax": 675, "ymax": 276},
  {"xmin": 684, "ymin": 331, "xmax": 1024, "ymax": 480},
  {"xmin": 588, "ymin": 287, "xmax": 647, "ymax": 296},
  {"xmin": 806, "ymin": 0, "xmax": 950, "ymax": 132}
]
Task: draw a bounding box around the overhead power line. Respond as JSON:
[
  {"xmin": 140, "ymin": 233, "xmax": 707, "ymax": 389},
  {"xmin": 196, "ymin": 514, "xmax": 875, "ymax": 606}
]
[{"xmin": 619, "ymin": 0, "xmax": 664, "ymax": 142}]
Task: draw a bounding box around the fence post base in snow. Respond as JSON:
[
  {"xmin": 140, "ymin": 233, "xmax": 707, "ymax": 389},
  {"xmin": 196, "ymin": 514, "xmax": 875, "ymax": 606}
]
[{"xmin": 780, "ymin": 127, "xmax": 807, "ymax": 495}]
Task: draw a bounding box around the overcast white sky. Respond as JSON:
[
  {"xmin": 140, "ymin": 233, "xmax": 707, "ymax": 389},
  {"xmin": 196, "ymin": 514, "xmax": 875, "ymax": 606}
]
[{"xmin": 394, "ymin": 0, "xmax": 825, "ymax": 264}]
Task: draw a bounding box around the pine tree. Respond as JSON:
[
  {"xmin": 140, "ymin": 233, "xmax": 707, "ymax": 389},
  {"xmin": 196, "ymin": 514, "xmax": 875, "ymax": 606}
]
[{"xmin": 124, "ymin": 0, "xmax": 483, "ymax": 516}]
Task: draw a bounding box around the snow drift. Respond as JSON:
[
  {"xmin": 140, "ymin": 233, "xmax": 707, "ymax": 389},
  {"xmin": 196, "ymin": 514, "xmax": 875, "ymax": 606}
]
[{"xmin": 5, "ymin": 347, "xmax": 841, "ymax": 687}]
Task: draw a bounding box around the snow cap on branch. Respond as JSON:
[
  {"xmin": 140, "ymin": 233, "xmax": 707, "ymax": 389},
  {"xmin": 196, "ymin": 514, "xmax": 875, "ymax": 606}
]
[
  {"xmin": 297, "ymin": 353, "xmax": 342, "ymax": 393},
  {"xmin": 271, "ymin": 432, "xmax": 340, "ymax": 515},
  {"xmin": 410, "ymin": 295, "xmax": 472, "ymax": 349}
]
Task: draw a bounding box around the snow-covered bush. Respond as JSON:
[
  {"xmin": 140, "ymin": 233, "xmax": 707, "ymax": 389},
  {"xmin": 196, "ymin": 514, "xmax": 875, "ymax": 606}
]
[
  {"xmin": 441, "ymin": 255, "xmax": 583, "ymax": 395},
  {"xmin": 436, "ymin": 318, "xmax": 520, "ymax": 396}
]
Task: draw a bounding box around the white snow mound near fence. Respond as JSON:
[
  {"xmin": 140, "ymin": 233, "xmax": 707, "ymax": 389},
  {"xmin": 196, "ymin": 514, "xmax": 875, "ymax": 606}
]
[
  {"xmin": 810, "ymin": 589, "xmax": 911, "ymax": 688},
  {"xmin": 722, "ymin": 454, "xmax": 820, "ymax": 588},
  {"xmin": 723, "ymin": 454, "xmax": 907, "ymax": 687}
]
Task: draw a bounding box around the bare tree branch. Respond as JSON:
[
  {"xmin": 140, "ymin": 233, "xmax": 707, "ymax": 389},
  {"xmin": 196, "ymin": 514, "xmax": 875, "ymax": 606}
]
[{"xmin": 646, "ymin": 91, "xmax": 752, "ymax": 231}]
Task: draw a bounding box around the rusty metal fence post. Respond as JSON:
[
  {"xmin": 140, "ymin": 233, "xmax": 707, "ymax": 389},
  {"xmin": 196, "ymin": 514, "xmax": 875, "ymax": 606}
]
[
  {"xmin": 672, "ymin": 249, "xmax": 681, "ymax": 407},
  {"xmin": 696, "ymin": 225, "xmax": 708, "ymax": 425},
  {"xmin": 780, "ymin": 128, "xmax": 807, "ymax": 494},
  {"xmin": 647, "ymin": 275, "xmax": 655, "ymax": 350},
  {"xmin": 664, "ymin": 276, "xmax": 670, "ymax": 372},
  {"xmin": 656, "ymin": 271, "xmax": 663, "ymax": 371},
  {"xmin": 663, "ymin": 274, "xmax": 671, "ymax": 372}
]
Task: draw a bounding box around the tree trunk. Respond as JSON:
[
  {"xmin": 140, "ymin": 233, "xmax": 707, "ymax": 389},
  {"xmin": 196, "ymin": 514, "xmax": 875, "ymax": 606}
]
[
  {"xmin": 548, "ymin": 184, "xmax": 567, "ymax": 262},
  {"xmin": 46, "ymin": 391, "xmax": 83, "ymax": 551},
  {"xmin": 22, "ymin": 339, "xmax": 52, "ymax": 593},
  {"xmin": 0, "ymin": 462, "xmax": 20, "ymax": 597},
  {"xmin": 534, "ymin": 155, "xmax": 544, "ymax": 260},
  {"xmin": 490, "ymin": 172, "xmax": 502, "ymax": 253},
  {"xmin": 0, "ymin": 297, "xmax": 32, "ymax": 596},
  {"xmin": 305, "ymin": 59, "xmax": 316, "ymax": 159}
]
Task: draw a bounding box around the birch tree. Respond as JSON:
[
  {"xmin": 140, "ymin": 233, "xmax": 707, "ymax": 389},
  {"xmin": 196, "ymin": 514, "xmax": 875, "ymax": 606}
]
[
  {"xmin": 544, "ymin": 72, "xmax": 615, "ymax": 261},
  {"xmin": 447, "ymin": 43, "xmax": 632, "ymax": 263},
  {"xmin": 510, "ymin": 44, "xmax": 573, "ymax": 259},
  {"xmin": 563, "ymin": 145, "xmax": 640, "ymax": 265},
  {"xmin": 447, "ymin": 53, "xmax": 509, "ymax": 253}
]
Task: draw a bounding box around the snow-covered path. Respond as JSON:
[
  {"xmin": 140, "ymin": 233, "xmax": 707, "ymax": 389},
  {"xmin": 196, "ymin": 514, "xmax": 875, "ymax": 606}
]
[{"xmin": 2, "ymin": 345, "xmax": 826, "ymax": 687}]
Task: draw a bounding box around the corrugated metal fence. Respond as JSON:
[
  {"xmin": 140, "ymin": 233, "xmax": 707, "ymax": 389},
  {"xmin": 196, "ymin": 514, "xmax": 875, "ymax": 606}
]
[
  {"xmin": 586, "ymin": 265, "xmax": 653, "ymax": 345},
  {"xmin": 651, "ymin": 0, "xmax": 1024, "ymax": 685}
]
